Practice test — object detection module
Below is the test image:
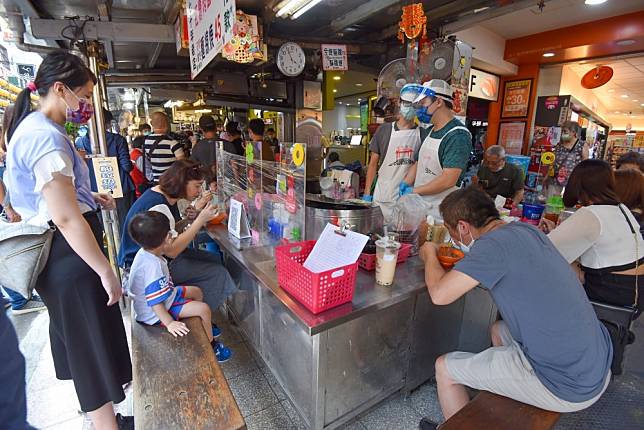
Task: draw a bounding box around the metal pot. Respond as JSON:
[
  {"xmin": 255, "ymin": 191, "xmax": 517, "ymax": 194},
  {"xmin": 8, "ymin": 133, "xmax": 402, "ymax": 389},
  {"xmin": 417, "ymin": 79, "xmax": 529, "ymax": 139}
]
[{"xmin": 305, "ymin": 194, "xmax": 384, "ymax": 239}]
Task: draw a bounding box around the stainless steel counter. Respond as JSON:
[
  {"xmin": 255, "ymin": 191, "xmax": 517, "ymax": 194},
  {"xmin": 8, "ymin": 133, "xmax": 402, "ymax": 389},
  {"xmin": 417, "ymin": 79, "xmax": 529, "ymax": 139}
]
[
  {"xmin": 208, "ymin": 225, "xmax": 434, "ymax": 335},
  {"xmin": 207, "ymin": 225, "xmax": 497, "ymax": 430}
]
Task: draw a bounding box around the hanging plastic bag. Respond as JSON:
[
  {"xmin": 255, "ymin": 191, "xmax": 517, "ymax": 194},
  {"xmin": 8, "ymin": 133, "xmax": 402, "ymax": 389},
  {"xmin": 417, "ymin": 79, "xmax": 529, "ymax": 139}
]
[{"xmin": 389, "ymin": 194, "xmax": 432, "ymax": 246}]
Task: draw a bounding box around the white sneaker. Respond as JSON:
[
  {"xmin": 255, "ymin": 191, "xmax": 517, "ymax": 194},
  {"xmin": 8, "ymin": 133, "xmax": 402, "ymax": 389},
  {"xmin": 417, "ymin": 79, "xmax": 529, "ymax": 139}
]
[{"xmin": 12, "ymin": 300, "xmax": 47, "ymax": 315}]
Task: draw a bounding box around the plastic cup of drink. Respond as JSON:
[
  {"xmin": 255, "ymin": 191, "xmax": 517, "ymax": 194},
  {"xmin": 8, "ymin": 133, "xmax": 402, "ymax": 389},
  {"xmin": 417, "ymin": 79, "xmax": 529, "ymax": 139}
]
[{"xmin": 375, "ymin": 239, "xmax": 401, "ymax": 286}]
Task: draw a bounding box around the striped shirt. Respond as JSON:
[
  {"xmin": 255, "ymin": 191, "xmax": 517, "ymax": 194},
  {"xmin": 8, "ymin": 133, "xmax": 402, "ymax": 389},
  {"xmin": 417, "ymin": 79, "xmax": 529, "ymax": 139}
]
[
  {"xmin": 127, "ymin": 248, "xmax": 178, "ymax": 325},
  {"xmin": 143, "ymin": 134, "xmax": 185, "ymax": 182}
]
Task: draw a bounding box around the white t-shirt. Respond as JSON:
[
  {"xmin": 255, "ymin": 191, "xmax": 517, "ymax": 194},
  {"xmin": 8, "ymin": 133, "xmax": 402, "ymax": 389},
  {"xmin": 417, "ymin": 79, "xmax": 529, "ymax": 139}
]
[
  {"xmin": 548, "ymin": 205, "xmax": 644, "ymax": 270},
  {"xmin": 127, "ymin": 248, "xmax": 178, "ymax": 325}
]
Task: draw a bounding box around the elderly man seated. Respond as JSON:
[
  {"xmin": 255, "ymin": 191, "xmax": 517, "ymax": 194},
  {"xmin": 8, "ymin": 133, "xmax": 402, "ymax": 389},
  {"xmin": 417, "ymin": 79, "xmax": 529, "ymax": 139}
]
[{"xmin": 476, "ymin": 145, "xmax": 524, "ymax": 204}]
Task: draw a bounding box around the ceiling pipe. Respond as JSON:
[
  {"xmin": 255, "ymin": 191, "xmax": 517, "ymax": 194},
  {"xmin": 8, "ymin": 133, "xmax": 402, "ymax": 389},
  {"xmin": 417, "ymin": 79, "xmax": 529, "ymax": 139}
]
[{"xmin": 5, "ymin": 9, "xmax": 59, "ymax": 54}]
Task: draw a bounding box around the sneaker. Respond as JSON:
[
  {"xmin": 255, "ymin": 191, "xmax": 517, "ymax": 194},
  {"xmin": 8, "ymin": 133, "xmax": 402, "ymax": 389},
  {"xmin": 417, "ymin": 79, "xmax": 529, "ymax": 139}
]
[
  {"xmin": 212, "ymin": 323, "xmax": 222, "ymax": 339},
  {"xmin": 12, "ymin": 300, "xmax": 47, "ymax": 315},
  {"xmin": 31, "ymin": 295, "xmax": 44, "ymax": 303},
  {"xmin": 419, "ymin": 417, "xmax": 439, "ymax": 430},
  {"xmin": 213, "ymin": 341, "xmax": 232, "ymax": 363},
  {"xmin": 116, "ymin": 413, "xmax": 134, "ymax": 430}
]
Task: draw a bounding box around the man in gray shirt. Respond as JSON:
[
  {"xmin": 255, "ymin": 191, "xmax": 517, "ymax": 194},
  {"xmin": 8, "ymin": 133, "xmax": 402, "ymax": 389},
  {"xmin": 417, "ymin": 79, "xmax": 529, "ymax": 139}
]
[{"xmin": 417, "ymin": 187, "xmax": 612, "ymax": 429}]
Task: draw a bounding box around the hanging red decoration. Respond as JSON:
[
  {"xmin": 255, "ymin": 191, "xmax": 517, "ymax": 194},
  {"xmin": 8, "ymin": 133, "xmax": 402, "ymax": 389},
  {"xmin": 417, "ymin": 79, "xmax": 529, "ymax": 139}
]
[{"xmin": 398, "ymin": 3, "xmax": 427, "ymax": 43}]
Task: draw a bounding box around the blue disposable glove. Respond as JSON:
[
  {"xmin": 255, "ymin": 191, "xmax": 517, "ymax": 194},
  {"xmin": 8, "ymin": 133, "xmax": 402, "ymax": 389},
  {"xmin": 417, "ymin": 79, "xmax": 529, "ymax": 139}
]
[
  {"xmin": 362, "ymin": 195, "xmax": 373, "ymax": 202},
  {"xmin": 399, "ymin": 182, "xmax": 413, "ymax": 197}
]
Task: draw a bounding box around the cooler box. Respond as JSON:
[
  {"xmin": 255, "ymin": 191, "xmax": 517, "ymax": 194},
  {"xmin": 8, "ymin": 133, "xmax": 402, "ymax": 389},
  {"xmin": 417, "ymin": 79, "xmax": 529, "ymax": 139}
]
[{"xmin": 275, "ymin": 240, "xmax": 358, "ymax": 314}]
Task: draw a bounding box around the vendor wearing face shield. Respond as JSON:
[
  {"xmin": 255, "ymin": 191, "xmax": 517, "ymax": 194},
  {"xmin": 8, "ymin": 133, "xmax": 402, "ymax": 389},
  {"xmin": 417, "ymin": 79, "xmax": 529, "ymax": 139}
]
[
  {"xmin": 476, "ymin": 145, "xmax": 524, "ymax": 204},
  {"xmin": 399, "ymin": 80, "xmax": 472, "ymax": 220},
  {"xmin": 363, "ymin": 86, "xmax": 422, "ymax": 222}
]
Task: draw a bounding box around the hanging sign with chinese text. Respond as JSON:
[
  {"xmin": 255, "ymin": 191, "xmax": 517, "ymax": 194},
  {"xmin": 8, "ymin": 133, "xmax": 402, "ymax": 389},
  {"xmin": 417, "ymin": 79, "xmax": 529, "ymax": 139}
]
[
  {"xmin": 187, "ymin": 0, "xmax": 236, "ymax": 79},
  {"xmin": 321, "ymin": 44, "xmax": 348, "ymax": 71},
  {"xmin": 222, "ymin": 11, "xmax": 266, "ymax": 63}
]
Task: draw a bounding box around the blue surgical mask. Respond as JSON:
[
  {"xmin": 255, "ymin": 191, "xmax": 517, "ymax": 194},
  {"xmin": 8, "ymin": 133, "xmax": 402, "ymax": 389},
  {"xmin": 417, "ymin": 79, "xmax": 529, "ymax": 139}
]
[
  {"xmin": 415, "ymin": 106, "xmax": 432, "ymax": 124},
  {"xmin": 143, "ymin": 130, "xmax": 151, "ymax": 136},
  {"xmin": 456, "ymin": 230, "xmax": 475, "ymax": 254},
  {"xmin": 400, "ymin": 104, "xmax": 416, "ymax": 121}
]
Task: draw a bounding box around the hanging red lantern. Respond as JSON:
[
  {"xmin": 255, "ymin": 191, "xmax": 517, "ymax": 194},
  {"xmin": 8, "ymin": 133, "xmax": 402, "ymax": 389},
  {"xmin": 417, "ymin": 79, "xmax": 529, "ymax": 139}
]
[{"xmin": 398, "ymin": 3, "xmax": 427, "ymax": 43}]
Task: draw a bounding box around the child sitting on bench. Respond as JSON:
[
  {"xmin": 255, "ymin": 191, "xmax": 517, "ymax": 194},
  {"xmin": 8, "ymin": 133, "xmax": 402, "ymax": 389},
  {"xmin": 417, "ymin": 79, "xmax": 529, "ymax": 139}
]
[{"xmin": 127, "ymin": 211, "xmax": 232, "ymax": 362}]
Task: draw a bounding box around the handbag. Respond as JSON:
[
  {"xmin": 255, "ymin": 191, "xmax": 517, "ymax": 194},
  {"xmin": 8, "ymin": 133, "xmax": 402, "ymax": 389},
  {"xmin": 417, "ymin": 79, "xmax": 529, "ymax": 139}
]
[
  {"xmin": 0, "ymin": 220, "xmax": 55, "ymax": 299},
  {"xmin": 591, "ymin": 204, "xmax": 640, "ymax": 375}
]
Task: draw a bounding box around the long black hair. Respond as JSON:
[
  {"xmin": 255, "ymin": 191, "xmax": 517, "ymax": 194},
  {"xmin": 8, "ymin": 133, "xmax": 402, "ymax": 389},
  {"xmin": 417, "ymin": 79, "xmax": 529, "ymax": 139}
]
[{"xmin": 7, "ymin": 50, "xmax": 97, "ymax": 142}]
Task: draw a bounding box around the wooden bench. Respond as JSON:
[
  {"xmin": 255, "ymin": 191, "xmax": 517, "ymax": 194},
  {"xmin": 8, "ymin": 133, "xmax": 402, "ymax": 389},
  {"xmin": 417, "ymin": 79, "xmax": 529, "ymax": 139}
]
[
  {"xmin": 441, "ymin": 392, "xmax": 561, "ymax": 430},
  {"xmin": 132, "ymin": 316, "xmax": 246, "ymax": 430}
]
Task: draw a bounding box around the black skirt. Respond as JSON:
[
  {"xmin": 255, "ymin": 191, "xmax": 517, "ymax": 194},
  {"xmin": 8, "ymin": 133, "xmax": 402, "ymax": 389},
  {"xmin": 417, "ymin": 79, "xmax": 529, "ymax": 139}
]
[{"xmin": 36, "ymin": 212, "xmax": 132, "ymax": 412}]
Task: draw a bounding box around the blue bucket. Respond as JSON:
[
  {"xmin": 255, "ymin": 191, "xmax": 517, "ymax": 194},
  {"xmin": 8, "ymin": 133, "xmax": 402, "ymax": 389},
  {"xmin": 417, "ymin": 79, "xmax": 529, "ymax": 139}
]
[{"xmin": 523, "ymin": 203, "xmax": 545, "ymax": 221}]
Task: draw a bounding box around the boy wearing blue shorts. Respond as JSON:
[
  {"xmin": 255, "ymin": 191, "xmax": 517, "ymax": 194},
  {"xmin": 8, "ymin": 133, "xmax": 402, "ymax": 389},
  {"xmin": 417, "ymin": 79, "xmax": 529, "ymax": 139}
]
[{"xmin": 127, "ymin": 211, "xmax": 232, "ymax": 362}]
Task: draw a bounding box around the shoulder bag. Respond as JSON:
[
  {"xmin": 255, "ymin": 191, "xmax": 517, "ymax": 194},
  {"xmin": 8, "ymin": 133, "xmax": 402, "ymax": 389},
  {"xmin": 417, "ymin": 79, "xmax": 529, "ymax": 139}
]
[{"xmin": 0, "ymin": 220, "xmax": 55, "ymax": 299}]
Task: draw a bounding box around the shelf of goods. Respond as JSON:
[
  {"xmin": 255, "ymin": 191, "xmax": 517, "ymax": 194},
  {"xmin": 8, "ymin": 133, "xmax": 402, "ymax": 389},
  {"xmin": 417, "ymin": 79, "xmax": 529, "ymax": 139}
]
[{"xmin": 605, "ymin": 135, "xmax": 644, "ymax": 168}]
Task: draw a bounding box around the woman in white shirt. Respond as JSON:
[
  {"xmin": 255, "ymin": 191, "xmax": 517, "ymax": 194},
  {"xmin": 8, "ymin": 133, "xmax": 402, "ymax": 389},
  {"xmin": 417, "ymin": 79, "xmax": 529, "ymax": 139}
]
[
  {"xmin": 542, "ymin": 160, "xmax": 644, "ymax": 316},
  {"xmin": 5, "ymin": 51, "xmax": 132, "ymax": 429}
]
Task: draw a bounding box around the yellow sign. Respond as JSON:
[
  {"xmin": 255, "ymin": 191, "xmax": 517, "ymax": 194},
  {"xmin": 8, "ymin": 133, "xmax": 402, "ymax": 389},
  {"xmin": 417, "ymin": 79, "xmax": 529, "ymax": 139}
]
[
  {"xmin": 292, "ymin": 143, "xmax": 305, "ymax": 167},
  {"xmin": 91, "ymin": 156, "xmax": 123, "ymax": 198}
]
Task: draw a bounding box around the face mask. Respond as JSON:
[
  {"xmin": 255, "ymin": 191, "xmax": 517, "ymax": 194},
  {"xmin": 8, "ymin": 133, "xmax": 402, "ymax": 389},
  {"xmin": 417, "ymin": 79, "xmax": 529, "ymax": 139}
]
[
  {"xmin": 64, "ymin": 86, "xmax": 94, "ymax": 124},
  {"xmin": 143, "ymin": 130, "xmax": 152, "ymax": 136},
  {"xmin": 456, "ymin": 229, "xmax": 475, "ymax": 254},
  {"xmin": 561, "ymin": 133, "xmax": 572, "ymax": 142},
  {"xmin": 415, "ymin": 106, "xmax": 432, "ymax": 123},
  {"xmin": 400, "ymin": 104, "xmax": 416, "ymax": 121}
]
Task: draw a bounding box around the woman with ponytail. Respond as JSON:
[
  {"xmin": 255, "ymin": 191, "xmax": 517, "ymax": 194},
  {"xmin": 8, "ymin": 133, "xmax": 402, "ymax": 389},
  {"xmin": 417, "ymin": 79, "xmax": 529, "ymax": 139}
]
[{"xmin": 5, "ymin": 51, "xmax": 132, "ymax": 429}]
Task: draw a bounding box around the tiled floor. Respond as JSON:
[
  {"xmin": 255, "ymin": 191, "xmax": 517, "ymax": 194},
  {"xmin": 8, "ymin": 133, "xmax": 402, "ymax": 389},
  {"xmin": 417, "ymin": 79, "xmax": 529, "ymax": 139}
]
[{"xmin": 9, "ymin": 304, "xmax": 644, "ymax": 429}]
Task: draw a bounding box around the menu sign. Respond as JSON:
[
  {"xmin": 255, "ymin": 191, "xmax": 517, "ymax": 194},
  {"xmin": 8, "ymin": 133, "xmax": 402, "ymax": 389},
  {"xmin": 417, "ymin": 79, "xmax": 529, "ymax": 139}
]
[
  {"xmin": 321, "ymin": 44, "xmax": 348, "ymax": 71},
  {"xmin": 498, "ymin": 122, "xmax": 526, "ymax": 155},
  {"xmin": 91, "ymin": 157, "xmax": 123, "ymax": 198},
  {"xmin": 501, "ymin": 79, "xmax": 532, "ymax": 118},
  {"xmin": 187, "ymin": 0, "xmax": 236, "ymax": 79}
]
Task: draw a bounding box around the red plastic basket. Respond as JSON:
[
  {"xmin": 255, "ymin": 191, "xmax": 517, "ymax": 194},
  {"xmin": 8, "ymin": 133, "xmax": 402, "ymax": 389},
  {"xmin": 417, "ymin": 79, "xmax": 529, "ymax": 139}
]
[
  {"xmin": 275, "ymin": 240, "xmax": 358, "ymax": 314},
  {"xmin": 358, "ymin": 243, "xmax": 413, "ymax": 271}
]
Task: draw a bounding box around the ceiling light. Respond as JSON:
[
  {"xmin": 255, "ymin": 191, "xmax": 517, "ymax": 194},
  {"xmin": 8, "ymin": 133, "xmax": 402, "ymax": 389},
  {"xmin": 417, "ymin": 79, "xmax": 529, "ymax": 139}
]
[
  {"xmin": 607, "ymin": 89, "xmax": 615, "ymax": 93},
  {"xmin": 333, "ymin": 89, "xmax": 337, "ymax": 93},
  {"xmin": 346, "ymin": 103, "xmax": 351, "ymax": 106},
  {"xmin": 292, "ymin": 0, "xmax": 323, "ymax": 19},
  {"xmin": 641, "ymin": 103, "xmax": 644, "ymax": 106},
  {"xmin": 473, "ymin": 7, "xmax": 490, "ymax": 13},
  {"xmin": 333, "ymin": 76, "xmax": 341, "ymax": 81},
  {"xmin": 358, "ymin": 98, "xmax": 362, "ymax": 101},
  {"xmin": 615, "ymin": 111, "xmax": 621, "ymax": 114},
  {"xmin": 585, "ymin": 0, "xmax": 607, "ymax": 5},
  {"xmin": 276, "ymin": 0, "xmax": 303, "ymax": 17},
  {"xmin": 542, "ymin": 52, "xmax": 555, "ymax": 57},
  {"xmin": 338, "ymin": 101, "xmax": 342, "ymax": 104},
  {"xmin": 633, "ymin": 99, "xmax": 639, "ymax": 102},
  {"xmin": 621, "ymin": 94, "xmax": 629, "ymax": 98},
  {"xmin": 355, "ymin": 83, "xmax": 363, "ymax": 87}
]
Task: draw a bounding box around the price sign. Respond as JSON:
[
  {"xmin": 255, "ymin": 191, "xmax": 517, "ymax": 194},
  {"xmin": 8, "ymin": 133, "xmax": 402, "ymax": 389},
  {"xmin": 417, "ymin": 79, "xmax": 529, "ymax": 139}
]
[
  {"xmin": 187, "ymin": 0, "xmax": 236, "ymax": 79},
  {"xmin": 501, "ymin": 79, "xmax": 532, "ymax": 118},
  {"xmin": 91, "ymin": 157, "xmax": 123, "ymax": 198},
  {"xmin": 321, "ymin": 44, "xmax": 348, "ymax": 71}
]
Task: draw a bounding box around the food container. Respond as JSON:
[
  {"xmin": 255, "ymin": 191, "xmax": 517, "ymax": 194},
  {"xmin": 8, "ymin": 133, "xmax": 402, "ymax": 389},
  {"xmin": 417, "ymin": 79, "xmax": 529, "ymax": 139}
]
[
  {"xmin": 522, "ymin": 203, "xmax": 545, "ymax": 224},
  {"xmin": 437, "ymin": 245, "xmax": 465, "ymax": 269},
  {"xmin": 305, "ymin": 194, "xmax": 384, "ymax": 240}
]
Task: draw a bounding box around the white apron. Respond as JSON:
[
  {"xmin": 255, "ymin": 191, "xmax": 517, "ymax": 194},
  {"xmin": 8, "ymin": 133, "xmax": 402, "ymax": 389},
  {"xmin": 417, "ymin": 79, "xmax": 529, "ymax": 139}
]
[
  {"xmin": 372, "ymin": 124, "xmax": 421, "ymax": 222},
  {"xmin": 414, "ymin": 125, "xmax": 470, "ymax": 220}
]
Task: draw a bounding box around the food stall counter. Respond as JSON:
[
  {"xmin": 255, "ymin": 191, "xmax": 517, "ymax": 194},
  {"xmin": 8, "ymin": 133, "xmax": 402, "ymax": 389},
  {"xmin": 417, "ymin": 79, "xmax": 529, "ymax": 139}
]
[
  {"xmin": 208, "ymin": 225, "xmax": 434, "ymax": 335},
  {"xmin": 207, "ymin": 224, "xmax": 497, "ymax": 430}
]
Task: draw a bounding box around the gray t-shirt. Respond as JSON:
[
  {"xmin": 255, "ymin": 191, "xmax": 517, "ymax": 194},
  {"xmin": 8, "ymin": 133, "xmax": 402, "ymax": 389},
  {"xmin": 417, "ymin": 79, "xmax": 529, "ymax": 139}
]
[{"xmin": 454, "ymin": 222, "xmax": 612, "ymax": 403}]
